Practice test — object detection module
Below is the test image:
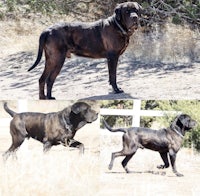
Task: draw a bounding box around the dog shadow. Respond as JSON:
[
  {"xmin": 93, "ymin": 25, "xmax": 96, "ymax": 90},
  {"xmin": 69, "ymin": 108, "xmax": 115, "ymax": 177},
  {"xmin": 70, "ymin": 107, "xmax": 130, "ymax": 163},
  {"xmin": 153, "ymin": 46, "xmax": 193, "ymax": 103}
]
[
  {"xmin": 83, "ymin": 92, "xmax": 136, "ymax": 100},
  {"xmin": 106, "ymin": 170, "xmax": 167, "ymax": 176}
]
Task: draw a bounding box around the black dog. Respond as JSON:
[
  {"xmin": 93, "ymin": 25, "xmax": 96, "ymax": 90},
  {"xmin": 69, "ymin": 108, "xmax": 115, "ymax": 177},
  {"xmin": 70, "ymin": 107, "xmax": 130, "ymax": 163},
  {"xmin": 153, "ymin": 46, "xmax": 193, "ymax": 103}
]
[
  {"xmin": 28, "ymin": 2, "xmax": 142, "ymax": 99},
  {"xmin": 103, "ymin": 114, "xmax": 196, "ymax": 176},
  {"xmin": 3, "ymin": 102, "xmax": 98, "ymax": 160}
]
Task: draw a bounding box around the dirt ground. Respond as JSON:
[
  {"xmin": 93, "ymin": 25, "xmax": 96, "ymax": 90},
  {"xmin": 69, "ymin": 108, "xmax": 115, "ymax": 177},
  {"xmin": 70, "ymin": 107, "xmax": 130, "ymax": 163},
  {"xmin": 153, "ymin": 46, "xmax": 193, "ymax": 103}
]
[{"xmin": 0, "ymin": 19, "xmax": 200, "ymax": 100}]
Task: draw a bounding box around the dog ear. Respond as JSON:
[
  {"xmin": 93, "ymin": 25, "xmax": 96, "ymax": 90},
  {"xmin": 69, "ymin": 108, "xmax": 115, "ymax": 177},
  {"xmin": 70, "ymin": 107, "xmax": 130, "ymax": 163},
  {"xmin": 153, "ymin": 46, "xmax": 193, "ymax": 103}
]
[
  {"xmin": 134, "ymin": 2, "xmax": 143, "ymax": 16},
  {"xmin": 115, "ymin": 4, "xmax": 121, "ymax": 20},
  {"xmin": 170, "ymin": 115, "xmax": 179, "ymax": 130},
  {"xmin": 134, "ymin": 2, "xmax": 143, "ymax": 11},
  {"xmin": 71, "ymin": 102, "xmax": 88, "ymax": 114},
  {"xmin": 178, "ymin": 114, "xmax": 190, "ymax": 127}
]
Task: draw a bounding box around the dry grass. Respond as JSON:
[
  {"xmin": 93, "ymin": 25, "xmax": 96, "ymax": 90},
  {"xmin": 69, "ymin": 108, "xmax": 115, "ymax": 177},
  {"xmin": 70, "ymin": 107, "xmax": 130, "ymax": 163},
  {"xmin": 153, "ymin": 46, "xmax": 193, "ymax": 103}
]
[
  {"xmin": 0, "ymin": 149, "xmax": 100, "ymax": 196},
  {"xmin": 0, "ymin": 16, "xmax": 74, "ymax": 58},
  {"xmin": 129, "ymin": 23, "xmax": 200, "ymax": 64}
]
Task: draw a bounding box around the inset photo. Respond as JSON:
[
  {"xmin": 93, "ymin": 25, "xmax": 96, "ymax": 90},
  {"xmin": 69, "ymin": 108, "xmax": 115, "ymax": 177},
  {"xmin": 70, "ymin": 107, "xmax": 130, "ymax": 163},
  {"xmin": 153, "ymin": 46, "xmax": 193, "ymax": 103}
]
[
  {"xmin": 0, "ymin": 100, "xmax": 100, "ymax": 195},
  {"xmin": 100, "ymin": 100, "xmax": 200, "ymax": 195}
]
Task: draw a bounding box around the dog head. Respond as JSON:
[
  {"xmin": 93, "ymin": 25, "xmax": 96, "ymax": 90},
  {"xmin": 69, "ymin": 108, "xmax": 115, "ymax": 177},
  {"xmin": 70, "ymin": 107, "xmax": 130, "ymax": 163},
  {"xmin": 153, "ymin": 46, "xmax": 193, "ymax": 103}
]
[
  {"xmin": 170, "ymin": 114, "xmax": 197, "ymax": 136},
  {"xmin": 115, "ymin": 2, "xmax": 142, "ymax": 34},
  {"xmin": 71, "ymin": 102, "xmax": 98, "ymax": 123}
]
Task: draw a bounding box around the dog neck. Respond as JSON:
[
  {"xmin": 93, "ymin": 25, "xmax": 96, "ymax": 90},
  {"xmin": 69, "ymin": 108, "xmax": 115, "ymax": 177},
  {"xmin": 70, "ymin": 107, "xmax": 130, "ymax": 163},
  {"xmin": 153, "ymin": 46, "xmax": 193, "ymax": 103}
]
[
  {"xmin": 171, "ymin": 126, "xmax": 184, "ymax": 138},
  {"xmin": 62, "ymin": 113, "xmax": 71, "ymax": 130},
  {"xmin": 114, "ymin": 17, "xmax": 128, "ymax": 36}
]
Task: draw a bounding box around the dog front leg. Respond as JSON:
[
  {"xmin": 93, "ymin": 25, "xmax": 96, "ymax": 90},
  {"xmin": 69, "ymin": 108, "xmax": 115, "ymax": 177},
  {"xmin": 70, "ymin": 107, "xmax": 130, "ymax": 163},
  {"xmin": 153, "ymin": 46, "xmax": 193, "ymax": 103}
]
[
  {"xmin": 107, "ymin": 53, "xmax": 123, "ymax": 93},
  {"xmin": 157, "ymin": 152, "xmax": 170, "ymax": 169},
  {"xmin": 122, "ymin": 153, "xmax": 135, "ymax": 173},
  {"xmin": 169, "ymin": 151, "xmax": 183, "ymax": 177},
  {"xmin": 43, "ymin": 141, "xmax": 52, "ymax": 152},
  {"xmin": 68, "ymin": 139, "xmax": 84, "ymax": 154}
]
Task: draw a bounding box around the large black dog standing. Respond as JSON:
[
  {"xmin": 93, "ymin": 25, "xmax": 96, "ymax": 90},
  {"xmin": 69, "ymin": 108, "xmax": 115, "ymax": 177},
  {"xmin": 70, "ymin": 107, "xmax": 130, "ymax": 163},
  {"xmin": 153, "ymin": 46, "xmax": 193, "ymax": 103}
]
[
  {"xmin": 28, "ymin": 2, "xmax": 142, "ymax": 99},
  {"xmin": 3, "ymin": 102, "xmax": 98, "ymax": 160},
  {"xmin": 103, "ymin": 114, "xmax": 196, "ymax": 177}
]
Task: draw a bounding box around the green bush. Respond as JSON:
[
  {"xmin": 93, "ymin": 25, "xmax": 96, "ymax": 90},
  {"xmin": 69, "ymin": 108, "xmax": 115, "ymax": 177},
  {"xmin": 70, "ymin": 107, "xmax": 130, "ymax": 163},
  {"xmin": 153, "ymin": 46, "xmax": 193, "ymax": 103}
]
[{"xmin": 1, "ymin": 0, "xmax": 200, "ymax": 28}]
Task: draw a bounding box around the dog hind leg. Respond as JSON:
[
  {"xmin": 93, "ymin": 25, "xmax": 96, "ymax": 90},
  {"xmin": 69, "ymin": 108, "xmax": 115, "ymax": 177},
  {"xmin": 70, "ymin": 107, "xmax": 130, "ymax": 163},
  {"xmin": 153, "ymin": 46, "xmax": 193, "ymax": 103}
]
[
  {"xmin": 46, "ymin": 54, "xmax": 66, "ymax": 100},
  {"xmin": 43, "ymin": 141, "xmax": 53, "ymax": 152},
  {"xmin": 3, "ymin": 133, "xmax": 25, "ymax": 161},
  {"xmin": 108, "ymin": 147, "xmax": 137, "ymax": 172},
  {"xmin": 39, "ymin": 66, "xmax": 50, "ymax": 99},
  {"xmin": 121, "ymin": 153, "xmax": 135, "ymax": 173}
]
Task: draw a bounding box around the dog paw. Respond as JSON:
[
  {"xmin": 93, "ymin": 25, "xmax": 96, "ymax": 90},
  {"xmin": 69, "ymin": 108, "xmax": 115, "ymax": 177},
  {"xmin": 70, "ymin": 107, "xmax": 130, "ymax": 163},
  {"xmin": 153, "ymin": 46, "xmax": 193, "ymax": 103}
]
[
  {"xmin": 175, "ymin": 172, "xmax": 184, "ymax": 177},
  {"xmin": 125, "ymin": 168, "xmax": 131, "ymax": 173},
  {"xmin": 48, "ymin": 97, "xmax": 56, "ymax": 100},
  {"xmin": 108, "ymin": 164, "xmax": 113, "ymax": 170},
  {"xmin": 114, "ymin": 88, "xmax": 124, "ymax": 94},
  {"xmin": 157, "ymin": 165, "xmax": 166, "ymax": 169}
]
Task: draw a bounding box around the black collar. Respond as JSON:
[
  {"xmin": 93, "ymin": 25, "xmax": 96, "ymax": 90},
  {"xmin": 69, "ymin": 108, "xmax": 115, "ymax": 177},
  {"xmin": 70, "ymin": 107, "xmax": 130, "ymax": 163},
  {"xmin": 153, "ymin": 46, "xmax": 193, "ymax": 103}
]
[{"xmin": 114, "ymin": 18, "xmax": 128, "ymax": 36}]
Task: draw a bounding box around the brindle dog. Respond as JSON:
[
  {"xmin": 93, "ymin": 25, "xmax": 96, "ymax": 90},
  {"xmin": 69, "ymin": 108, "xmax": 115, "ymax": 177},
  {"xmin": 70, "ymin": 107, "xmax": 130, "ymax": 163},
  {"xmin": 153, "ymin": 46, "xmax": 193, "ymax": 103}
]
[
  {"xmin": 3, "ymin": 102, "xmax": 98, "ymax": 160},
  {"xmin": 28, "ymin": 2, "xmax": 142, "ymax": 99},
  {"xmin": 103, "ymin": 114, "xmax": 196, "ymax": 176}
]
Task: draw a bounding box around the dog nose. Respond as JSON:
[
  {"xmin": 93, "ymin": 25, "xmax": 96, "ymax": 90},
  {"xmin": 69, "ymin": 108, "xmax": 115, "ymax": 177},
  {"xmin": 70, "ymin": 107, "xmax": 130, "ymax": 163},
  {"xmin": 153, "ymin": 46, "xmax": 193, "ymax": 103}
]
[{"xmin": 130, "ymin": 12, "xmax": 138, "ymax": 19}]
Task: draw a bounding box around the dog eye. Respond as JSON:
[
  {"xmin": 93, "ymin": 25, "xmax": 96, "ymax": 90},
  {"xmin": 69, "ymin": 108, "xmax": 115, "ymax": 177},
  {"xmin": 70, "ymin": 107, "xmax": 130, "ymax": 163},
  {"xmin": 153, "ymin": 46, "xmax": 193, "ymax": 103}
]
[
  {"xmin": 126, "ymin": 10, "xmax": 130, "ymax": 14},
  {"xmin": 132, "ymin": 8, "xmax": 138, "ymax": 14}
]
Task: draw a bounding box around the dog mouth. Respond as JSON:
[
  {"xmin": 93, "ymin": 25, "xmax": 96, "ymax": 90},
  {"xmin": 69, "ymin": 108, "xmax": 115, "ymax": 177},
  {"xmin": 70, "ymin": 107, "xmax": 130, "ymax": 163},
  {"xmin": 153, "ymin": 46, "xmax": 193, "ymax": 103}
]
[
  {"xmin": 189, "ymin": 120, "xmax": 197, "ymax": 128},
  {"xmin": 128, "ymin": 21, "xmax": 139, "ymax": 32},
  {"xmin": 132, "ymin": 21, "xmax": 139, "ymax": 29},
  {"xmin": 186, "ymin": 120, "xmax": 197, "ymax": 131},
  {"xmin": 132, "ymin": 25, "xmax": 138, "ymax": 30},
  {"xmin": 87, "ymin": 113, "xmax": 98, "ymax": 123}
]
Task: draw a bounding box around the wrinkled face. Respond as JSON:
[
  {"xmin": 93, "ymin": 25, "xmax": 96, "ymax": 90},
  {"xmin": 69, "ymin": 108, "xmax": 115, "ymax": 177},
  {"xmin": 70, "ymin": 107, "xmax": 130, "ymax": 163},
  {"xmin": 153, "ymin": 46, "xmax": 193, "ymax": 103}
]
[
  {"xmin": 176, "ymin": 114, "xmax": 197, "ymax": 131},
  {"xmin": 115, "ymin": 2, "xmax": 142, "ymax": 32},
  {"xmin": 71, "ymin": 102, "xmax": 98, "ymax": 123}
]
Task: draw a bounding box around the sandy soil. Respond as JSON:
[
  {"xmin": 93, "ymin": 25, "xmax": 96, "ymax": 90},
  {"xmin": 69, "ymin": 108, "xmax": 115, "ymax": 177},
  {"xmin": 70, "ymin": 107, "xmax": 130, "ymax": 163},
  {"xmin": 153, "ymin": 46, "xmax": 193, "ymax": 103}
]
[{"xmin": 0, "ymin": 19, "xmax": 200, "ymax": 100}]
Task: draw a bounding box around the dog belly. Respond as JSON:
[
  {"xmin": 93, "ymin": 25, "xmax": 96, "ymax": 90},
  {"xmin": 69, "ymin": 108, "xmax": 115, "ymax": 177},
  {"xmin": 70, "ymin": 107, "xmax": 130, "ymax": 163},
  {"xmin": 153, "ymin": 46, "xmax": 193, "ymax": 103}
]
[
  {"xmin": 27, "ymin": 127, "xmax": 45, "ymax": 142},
  {"xmin": 142, "ymin": 142, "xmax": 168, "ymax": 152}
]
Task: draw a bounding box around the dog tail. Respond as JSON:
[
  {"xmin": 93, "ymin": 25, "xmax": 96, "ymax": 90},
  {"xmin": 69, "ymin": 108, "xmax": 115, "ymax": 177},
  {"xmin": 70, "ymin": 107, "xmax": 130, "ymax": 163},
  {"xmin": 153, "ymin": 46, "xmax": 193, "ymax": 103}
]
[
  {"xmin": 28, "ymin": 31, "xmax": 48, "ymax": 72},
  {"xmin": 103, "ymin": 119, "xmax": 126, "ymax": 133},
  {"xmin": 3, "ymin": 102, "xmax": 16, "ymax": 117}
]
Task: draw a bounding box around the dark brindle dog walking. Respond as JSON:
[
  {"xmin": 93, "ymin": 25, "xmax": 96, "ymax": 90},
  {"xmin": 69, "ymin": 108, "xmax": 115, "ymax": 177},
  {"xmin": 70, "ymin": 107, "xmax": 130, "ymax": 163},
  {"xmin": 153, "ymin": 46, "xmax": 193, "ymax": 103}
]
[
  {"xmin": 28, "ymin": 2, "xmax": 142, "ymax": 99},
  {"xmin": 103, "ymin": 114, "xmax": 196, "ymax": 176},
  {"xmin": 3, "ymin": 102, "xmax": 98, "ymax": 160}
]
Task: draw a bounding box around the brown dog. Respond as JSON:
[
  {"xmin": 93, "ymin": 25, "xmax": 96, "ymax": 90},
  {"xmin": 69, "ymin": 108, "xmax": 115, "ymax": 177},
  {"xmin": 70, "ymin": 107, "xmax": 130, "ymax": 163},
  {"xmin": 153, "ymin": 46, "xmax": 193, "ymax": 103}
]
[
  {"xmin": 103, "ymin": 114, "xmax": 196, "ymax": 176},
  {"xmin": 28, "ymin": 2, "xmax": 142, "ymax": 99},
  {"xmin": 3, "ymin": 102, "xmax": 98, "ymax": 160}
]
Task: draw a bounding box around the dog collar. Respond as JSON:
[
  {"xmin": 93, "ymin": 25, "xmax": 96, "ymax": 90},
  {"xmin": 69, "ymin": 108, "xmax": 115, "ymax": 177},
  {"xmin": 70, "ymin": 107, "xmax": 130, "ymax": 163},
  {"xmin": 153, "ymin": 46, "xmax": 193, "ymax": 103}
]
[
  {"xmin": 172, "ymin": 127, "xmax": 184, "ymax": 138},
  {"xmin": 114, "ymin": 18, "xmax": 128, "ymax": 36},
  {"xmin": 62, "ymin": 114, "xmax": 71, "ymax": 130}
]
